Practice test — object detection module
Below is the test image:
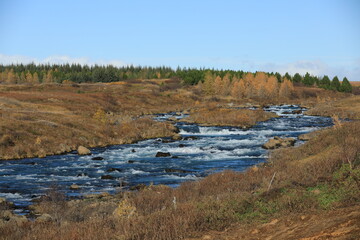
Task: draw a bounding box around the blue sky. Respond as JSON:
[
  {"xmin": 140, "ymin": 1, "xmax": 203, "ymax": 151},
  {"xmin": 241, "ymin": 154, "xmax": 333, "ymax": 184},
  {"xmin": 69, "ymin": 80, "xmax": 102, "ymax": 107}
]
[{"xmin": 0, "ymin": 0, "xmax": 359, "ymax": 80}]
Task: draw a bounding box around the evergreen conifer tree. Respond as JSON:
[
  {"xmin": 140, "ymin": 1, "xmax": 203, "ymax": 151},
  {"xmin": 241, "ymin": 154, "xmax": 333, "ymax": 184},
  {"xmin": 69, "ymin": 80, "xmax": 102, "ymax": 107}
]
[
  {"xmin": 331, "ymin": 76, "xmax": 341, "ymax": 91},
  {"xmin": 340, "ymin": 77, "xmax": 352, "ymax": 93}
]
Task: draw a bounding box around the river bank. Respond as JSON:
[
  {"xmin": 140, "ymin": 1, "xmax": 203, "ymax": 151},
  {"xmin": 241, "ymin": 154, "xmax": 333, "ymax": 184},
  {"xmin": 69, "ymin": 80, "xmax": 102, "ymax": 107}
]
[{"xmin": 0, "ymin": 83, "xmax": 293, "ymax": 160}]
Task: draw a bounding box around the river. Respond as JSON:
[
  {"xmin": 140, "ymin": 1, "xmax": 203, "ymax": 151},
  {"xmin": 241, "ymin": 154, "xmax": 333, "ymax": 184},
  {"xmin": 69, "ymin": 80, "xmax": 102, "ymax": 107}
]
[{"xmin": 0, "ymin": 105, "xmax": 332, "ymax": 213}]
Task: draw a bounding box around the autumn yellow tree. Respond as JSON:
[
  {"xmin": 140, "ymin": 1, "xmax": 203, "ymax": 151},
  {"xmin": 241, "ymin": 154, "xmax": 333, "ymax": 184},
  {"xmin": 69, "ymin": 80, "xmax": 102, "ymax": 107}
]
[
  {"xmin": 214, "ymin": 76, "xmax": 223, "ymax": 95},
  {"xmin": 264, "ymin": 76, "xmax": 279, "ymax": 99},
  {"xmin": 221, "ymin": 73, "xmax": 231, "ymax": 96},
  {"xmin": 279, "ymin": 78, "xmax": 294, "ymax": 98},
  {"xmin": 202, "ymin": 71, "xmax": 216, "ymax": 95},
  {"xmin": 6, "ymin": 69, "xmax": 18, "ymax": 84},
  {"xmin": 25, "ymin": 71, "xmax": 33, "ymax": 83},
  {"xmin": 33, "ymin": 72, "xmax": 39, "ymax": 84},
  {"xmin": 44, "ymin": 70, "xmax": 53, "ymax": 83},
  {"xmin": 0, "ymin": 69, "xmax": 8, "ymax": 83},
  {"xmin": 243, "ymin": 72, "xmax": 255, "ymax": 98}
]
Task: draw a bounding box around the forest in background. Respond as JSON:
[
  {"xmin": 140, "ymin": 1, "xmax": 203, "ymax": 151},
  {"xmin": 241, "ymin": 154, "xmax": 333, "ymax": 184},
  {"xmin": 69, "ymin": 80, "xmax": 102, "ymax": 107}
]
[{"xmin": 0, "ymin": 63, "xmax": 353, "ymax": 93}]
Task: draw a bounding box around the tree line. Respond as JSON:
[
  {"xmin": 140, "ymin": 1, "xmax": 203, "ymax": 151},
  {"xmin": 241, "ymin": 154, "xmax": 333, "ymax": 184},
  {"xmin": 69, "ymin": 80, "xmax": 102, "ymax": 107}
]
[
  {"xmin": 198, "ymin": 71, "xmax": 294, "ymax": 100},
  {"xmin": 0, "ymin": 63, "xmax": 352, "ymax": 93}
]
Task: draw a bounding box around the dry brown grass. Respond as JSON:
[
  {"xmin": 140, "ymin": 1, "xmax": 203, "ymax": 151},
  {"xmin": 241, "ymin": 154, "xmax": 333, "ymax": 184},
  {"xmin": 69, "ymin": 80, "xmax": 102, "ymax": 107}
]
[
  {"xmin": 306, "ymin": 95, "xmax": 360, "ymax": 120},
  {"xmin": 2, "ymin": 119, "xmax": 359, "ymax": 240},
  {"xmin": 1, "ymin": 86, "xmax": 360, "ymax": 239},
  {"xmin": 185, "ymin": 106, "xmax": 277, "ymax": 128},
  {"xmin": 350, "ymin": 81, "xmax": 360, "ymax": 87},
  {"xmin": 0, "ymin": 83, "xmax": 195, "ymax": 159}
]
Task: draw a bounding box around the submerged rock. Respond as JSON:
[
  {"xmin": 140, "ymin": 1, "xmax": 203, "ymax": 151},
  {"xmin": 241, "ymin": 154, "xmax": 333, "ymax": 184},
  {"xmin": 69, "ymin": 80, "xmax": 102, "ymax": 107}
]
[
  {"xmin": 101, "ymin": 175, "xmax": 115, "ymax": 180},
  {"xmin": 262, "ymin": 137, "xmax": 295, "ymax": 149},
  {"xmin": 165, "ymin": 168, "xmax": 192, "ymax": 173},
  {"xmin": 107, "ymin": 168, "xmax": 122, "ymax": 172},
  {"xmin": 91, "ymin": 156, "xmax": 104, "ymax": 160},
  {"xmin": 70, "ymin": 184, "xmax": 80, "ymax": 190},
  {"xmin": 77, "ymin": 146, "xmax": 91, "ymax": 155},
  {"xmin": 292, "ymin": 110, "xmax": 302, "ymax": 114},
  {"xmin": 155, "ymin": 152, "xmax": 171, "ymax": 157},
  {"xmin": 77, "ymin": 173, "xmax": 88, "ymax": 177}
]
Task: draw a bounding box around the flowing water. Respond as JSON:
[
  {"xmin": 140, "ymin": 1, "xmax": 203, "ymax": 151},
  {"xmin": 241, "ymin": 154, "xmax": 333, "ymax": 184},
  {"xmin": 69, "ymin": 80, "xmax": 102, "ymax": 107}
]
[{"xmin": 0, "ymin": 105, "xmax": 332, "ymax": 212}]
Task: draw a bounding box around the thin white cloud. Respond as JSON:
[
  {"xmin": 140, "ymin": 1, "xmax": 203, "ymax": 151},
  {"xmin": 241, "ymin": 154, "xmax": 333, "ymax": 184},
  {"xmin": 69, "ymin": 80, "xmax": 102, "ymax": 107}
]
[
  {"xmin": 257, "ymin": 60, "xmax": 360, "ymax": 81},
  {"xmin": 0, "ymin": 54, "xmax": 128, "ymax": 67}
]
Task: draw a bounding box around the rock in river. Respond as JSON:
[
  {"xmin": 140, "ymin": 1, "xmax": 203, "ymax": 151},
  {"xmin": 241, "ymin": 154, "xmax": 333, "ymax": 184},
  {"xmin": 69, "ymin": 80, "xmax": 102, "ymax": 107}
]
[
  {"xmin": 165, "ymin": 168, "xmax": 192, "ymax": 173},
  {"xmin": 262, "ymin": 137, "xmax": 296, "ymax": 149},
  {"xmin": 91, "ymin": 156, "xmax": 104, "ymax": 160},
  {"xmin": 155, "ymin": 152, "xmax": 171, "ymax": 157},
  {"xmin": 107, "ymin": 168, "xmax": 122, "ymax": 172},
  {"xmin": 292, "ymin": 110, "xmax": 303, "ymax": 114},
  {"xmin": 172, "ymin": 134, "xmax": 182, "ymax": 140},
  {"xmin": 77, "ymin": 146, "xmax": 91, "ymax": 155},
  {"xmin": 101, "ymin": 175, "xmax": 115, "ymax": 180},
  {"xmin": 70, "ymin": 184, "xmax": 80, "ymax": 190}
]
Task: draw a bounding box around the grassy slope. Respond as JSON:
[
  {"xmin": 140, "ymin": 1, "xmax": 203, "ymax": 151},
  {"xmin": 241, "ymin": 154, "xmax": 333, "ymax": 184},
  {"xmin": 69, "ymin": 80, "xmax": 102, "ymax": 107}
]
[{"xmin": 0, "ymin": 82, "xmax": 195, "ymax": 159}]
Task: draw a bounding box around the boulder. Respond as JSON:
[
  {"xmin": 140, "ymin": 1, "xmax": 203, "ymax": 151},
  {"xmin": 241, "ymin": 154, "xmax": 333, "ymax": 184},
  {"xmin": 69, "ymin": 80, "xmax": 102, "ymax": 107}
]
[
  {"xmin": 292, "ymin": 110, "xmax": 302, "ymax": 114},
  {"xmin": 262, "ymin": 137, "xmax": 296, "ymax": 149},
  {"xmin": 127, "ymin": 160, "xmax": 135, "ymax": 164},
  {"xmin": 262, "ymin": 139, "xmax": 281, "ymax": 149},
  {"xmin": 178, "ymin": 144, "xmax": 185, "ymax": 148},
  {"xmin": 155, "ymin": 152, "xmax": 171, "ymax": 157},
  {"xmin": 131, "ymin": 149, "xmax": 136, "ymax": 153},
  {"xmin": 70, "ymin": 184, "xmax": 80, "ymax": 190},
  {"xmin": 172, "ymin": 134, "xmax": 182, "ymax": 140},
  {"xmin": 101, "ymin": 175, "xmax": 115, "ymax": 180},
  {"xmin": 107, "ymin": 168, "xmax": 122, "ymax": 172},
  {"xmin": 91, "ymin": 156, "xmax": 104, "ymax": 161},
  {"xmin": 77, "ymin": 146, "xmax": 91, "ymax": 155},
  {"xmin": 165, "ymin": 168, "xmax": 192, "ymax": 173},
  {"xmin": 280, "ymin": 138, "xmax": 296, "ymax": 147}
]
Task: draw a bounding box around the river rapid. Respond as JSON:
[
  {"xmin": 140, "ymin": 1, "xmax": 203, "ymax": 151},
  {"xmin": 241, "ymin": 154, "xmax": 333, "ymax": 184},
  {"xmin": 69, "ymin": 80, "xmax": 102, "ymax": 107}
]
[{"xmin": 0, "ymin": 105, "xmax": 332, "ymax": 213}]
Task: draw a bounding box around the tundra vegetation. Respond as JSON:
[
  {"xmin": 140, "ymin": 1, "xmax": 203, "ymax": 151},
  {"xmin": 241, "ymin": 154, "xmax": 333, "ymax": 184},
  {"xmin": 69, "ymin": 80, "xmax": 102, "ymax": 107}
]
[{"xmin": 0, "ymin": 64, "xmax": 359, "ymax": 239}]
